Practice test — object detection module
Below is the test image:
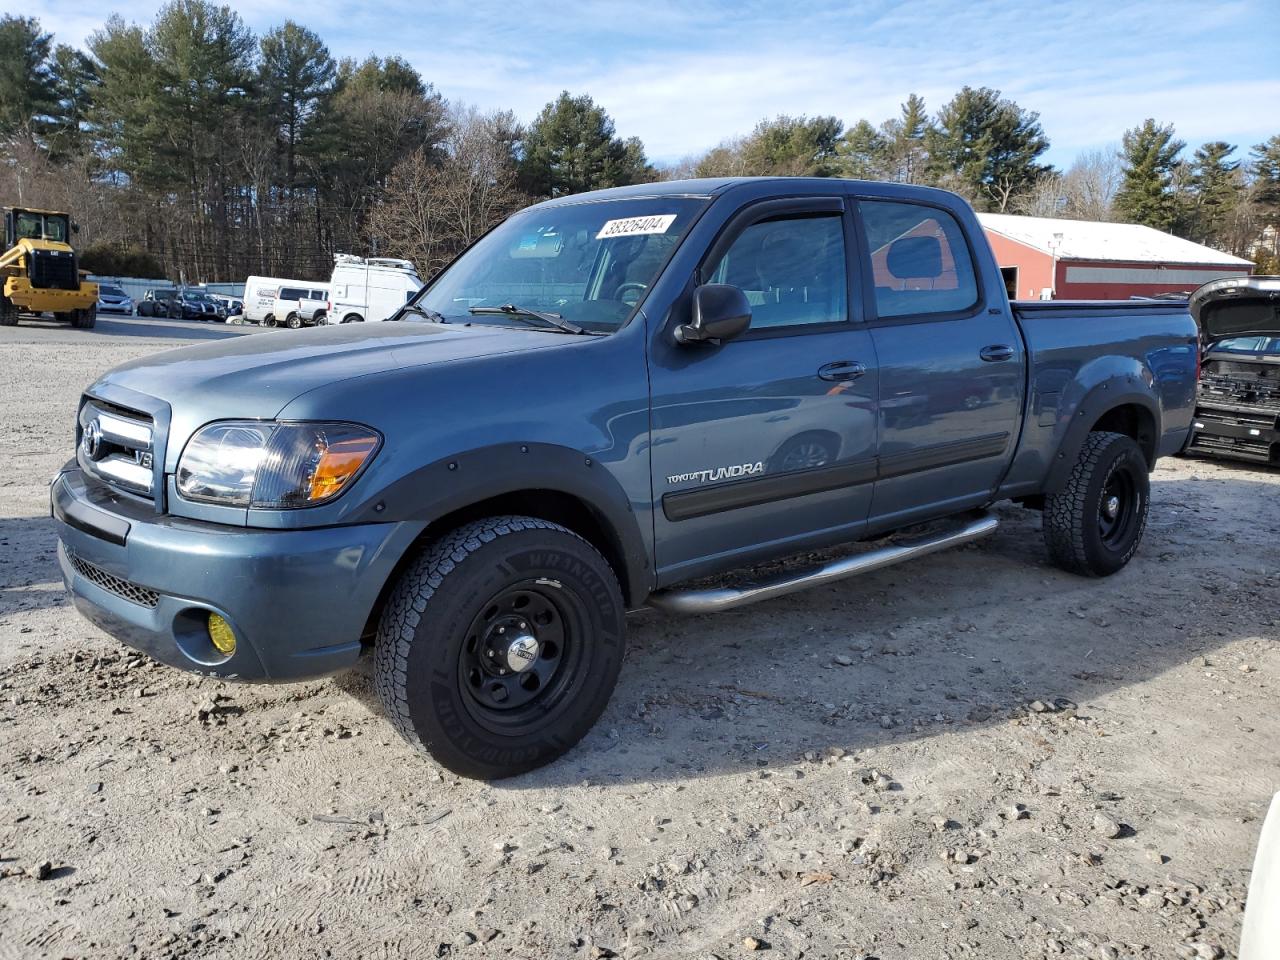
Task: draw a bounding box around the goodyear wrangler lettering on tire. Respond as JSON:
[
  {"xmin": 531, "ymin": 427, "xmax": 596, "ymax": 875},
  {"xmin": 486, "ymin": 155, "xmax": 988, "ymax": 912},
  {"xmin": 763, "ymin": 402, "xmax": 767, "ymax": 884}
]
[{"xmin": 374, "ymin": 515, "xmax": 625, "ymax": 779}]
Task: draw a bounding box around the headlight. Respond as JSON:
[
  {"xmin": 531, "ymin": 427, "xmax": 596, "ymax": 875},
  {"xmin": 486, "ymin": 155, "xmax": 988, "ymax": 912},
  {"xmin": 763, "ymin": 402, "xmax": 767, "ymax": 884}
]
[{"xmin": 176, "ymin": 421, "xmax": 381, "ymax": 508}]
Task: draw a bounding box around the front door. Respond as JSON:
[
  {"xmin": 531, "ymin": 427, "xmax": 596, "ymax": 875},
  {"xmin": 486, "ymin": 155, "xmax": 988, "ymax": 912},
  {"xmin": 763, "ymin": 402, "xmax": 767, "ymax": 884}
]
[
  {"xmin": 648, "ymin": 198, "xmax": 878, "ymax": 584},
  {"xmin": 855, "ymin": 197, "xmax": 1024, "ymax": 528}
]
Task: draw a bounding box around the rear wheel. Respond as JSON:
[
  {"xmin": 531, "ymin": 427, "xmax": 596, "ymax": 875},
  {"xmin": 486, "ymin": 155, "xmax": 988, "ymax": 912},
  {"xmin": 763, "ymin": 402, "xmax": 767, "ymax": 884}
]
[
  {"xmin": 1043, "ymin": 431, "xmax": 1149, "ymax": 577},
  {"xmin": 313, "ymin": 311, "xmax": 328, "ymax": 326},
  {"xmin": 285, "ymin": 312, "xmax": 302, "ymax": 329},
  {"xmin": 263, "ymin": 314, "xmax": 276, "ymax": 328},
  {"xmin": 69, "ymin": 306, "xmax": 97, "ymax": 329},
  {"xmin": 374, "ymin": 516, "xmax": 626, "ymax": 779},
  {"xmin": 343, "ymin": 313, "xmax": 364, "ymax": 324}
]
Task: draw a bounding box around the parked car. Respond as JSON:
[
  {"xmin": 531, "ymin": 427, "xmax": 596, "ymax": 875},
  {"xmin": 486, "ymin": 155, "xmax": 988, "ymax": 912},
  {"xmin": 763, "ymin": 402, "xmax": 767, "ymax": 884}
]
[
  {"xmin": 183, "ymin": 289, "xmax": 226, "ymax": 321},
  {"xmin": 329, "ymin": 254, "xmax": 421, "ymax": 323},
  {"xmin": 135, "ymin": 288, "xmax": 180, "ymax": 318},
  {"xmin": 95, "ymin": 283, "xmax": 134, "ymax": 316},
  {"xmin": 1185, "ymin": 276, "xmax": 1280, "ymax": 466},
  {"xmin": 53, "ymin": 177, "xmax": 1199, "ymax": 779},
  {"xmin": 211, "ymin": 295, "xmax": 243, "ymax": 320},
  {"xmin": 242, "ymin": 276, "xmax": 328, "ymax": 327}
]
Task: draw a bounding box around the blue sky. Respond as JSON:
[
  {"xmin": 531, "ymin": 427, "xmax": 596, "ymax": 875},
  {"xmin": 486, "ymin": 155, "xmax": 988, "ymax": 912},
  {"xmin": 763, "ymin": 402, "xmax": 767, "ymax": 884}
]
[{"xmin": 11, "ymin": 0, "xmax": 1280, "ymax": 168}]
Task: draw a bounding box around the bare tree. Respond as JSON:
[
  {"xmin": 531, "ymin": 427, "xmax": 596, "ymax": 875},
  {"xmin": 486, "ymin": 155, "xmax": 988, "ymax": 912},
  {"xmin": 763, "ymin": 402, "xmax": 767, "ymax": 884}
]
[
  {"xmin": 1062, "ymin": 148, "xmax": 1121, "ymax": 221},
  {"xmin": 369, "ymin": 107, "xmax": 526, "ymax": 280}
]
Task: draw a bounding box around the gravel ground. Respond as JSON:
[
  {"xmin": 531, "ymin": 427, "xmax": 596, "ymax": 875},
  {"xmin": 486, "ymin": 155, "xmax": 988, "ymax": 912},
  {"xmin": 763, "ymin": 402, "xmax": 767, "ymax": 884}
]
[{"xmin": 1, "ymin": 317, "xmax": 1277, "ymax": 960}]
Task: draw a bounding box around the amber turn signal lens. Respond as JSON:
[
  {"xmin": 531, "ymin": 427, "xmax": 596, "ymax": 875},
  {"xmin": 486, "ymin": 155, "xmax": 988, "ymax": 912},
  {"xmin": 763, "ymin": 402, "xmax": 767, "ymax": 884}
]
[
  {"xmin": 208, "ymin": 613, "xmax": 236, "ymax": 656},
  {"xmin": 308, "ymin": 435, "xmax": 379, "ymax": 502}
]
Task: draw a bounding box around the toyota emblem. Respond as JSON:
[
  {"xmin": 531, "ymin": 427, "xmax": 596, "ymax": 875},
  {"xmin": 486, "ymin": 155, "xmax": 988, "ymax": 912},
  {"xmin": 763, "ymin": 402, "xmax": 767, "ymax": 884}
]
[{"xmin": 83, "ymin": 419, "xmax": 105, "ymax": 461}]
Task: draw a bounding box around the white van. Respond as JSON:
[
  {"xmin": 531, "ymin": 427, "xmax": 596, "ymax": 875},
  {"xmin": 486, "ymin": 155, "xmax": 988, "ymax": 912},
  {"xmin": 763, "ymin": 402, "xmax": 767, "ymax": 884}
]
[
  {"xmin": 242, "ymin": 276, "xmax": 330, "ymax": 328},
  {"xmin": 328, "ymin": 255, "xmax": 422, "ymax": 323}
]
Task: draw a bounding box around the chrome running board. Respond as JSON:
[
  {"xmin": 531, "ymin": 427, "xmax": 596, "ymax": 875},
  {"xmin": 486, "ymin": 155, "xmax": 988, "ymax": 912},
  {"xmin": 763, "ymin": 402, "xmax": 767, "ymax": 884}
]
[{"xmin": 647, "ymin": 513, "xmax": 998, "ymax": 615}]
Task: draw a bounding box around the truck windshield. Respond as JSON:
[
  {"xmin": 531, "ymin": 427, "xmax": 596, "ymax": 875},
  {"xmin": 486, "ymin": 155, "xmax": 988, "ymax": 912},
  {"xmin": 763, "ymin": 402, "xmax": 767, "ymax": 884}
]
[
  {"xmin": 1212, "ymin": 336, "xmax": 1280, "ymax": 354},
  {"xmin": 414, "ymin": 197, "xmax": 707, "ymax": 333}
]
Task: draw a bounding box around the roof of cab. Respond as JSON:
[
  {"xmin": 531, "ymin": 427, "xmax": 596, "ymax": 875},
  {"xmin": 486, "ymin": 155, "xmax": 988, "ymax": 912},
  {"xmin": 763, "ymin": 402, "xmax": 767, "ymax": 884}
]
[{"xmin": 532, "ymin": 176, "xmax": 970, "ymax": 208}]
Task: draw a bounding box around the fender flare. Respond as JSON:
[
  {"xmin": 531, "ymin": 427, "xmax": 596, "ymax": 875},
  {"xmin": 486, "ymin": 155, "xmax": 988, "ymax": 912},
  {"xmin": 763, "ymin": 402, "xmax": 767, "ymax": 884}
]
[
  {"xmin": 349, "ymin": 442, "xmax": 652, "ymax": 605},
  {"xmin": 1043, "ymin": 379, "xmax": 1161, "ymax": 495}
]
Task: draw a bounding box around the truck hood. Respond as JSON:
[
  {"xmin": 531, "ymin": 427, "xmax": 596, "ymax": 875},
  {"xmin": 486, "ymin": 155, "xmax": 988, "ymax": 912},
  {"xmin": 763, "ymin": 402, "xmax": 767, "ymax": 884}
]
[
  {"xmin": 1191, "ymin": 276, "xmax": 1280, "ymax": 342},
  {"xmin": 91, "ymin": 321, "xmax": 575, "ymax": 421}
]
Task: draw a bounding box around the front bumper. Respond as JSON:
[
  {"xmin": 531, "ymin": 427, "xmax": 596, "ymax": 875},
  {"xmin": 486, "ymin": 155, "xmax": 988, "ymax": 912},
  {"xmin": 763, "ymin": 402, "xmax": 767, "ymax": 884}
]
[
  {"xmin": 98, "ymin": 302, "xmax": 133, "ymax": 314},
  {"xmin": 1186, "ymin": 401, "xmax": 1280, "ymax": 466},
  {"xmin": 52, "ymin": 468, "xmax": 424, "ymax": 682}
]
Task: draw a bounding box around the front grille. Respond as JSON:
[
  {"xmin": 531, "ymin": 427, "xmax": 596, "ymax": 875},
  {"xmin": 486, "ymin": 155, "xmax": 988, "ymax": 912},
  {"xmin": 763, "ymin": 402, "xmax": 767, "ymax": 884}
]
[
  {"xmin": 78, "ymin": 399, "xmax": 157, "ymax": 502},
  {"xmin": 1198, "ymin": 373, "xmax": 1280, "ymax": 412},
  {"xmin": 67, "ymin": 551, "xmax": 160, "ymax": 608},
  {"xmin": 29, "ymin": 249, "xmax": 79, "ymax": 290}
]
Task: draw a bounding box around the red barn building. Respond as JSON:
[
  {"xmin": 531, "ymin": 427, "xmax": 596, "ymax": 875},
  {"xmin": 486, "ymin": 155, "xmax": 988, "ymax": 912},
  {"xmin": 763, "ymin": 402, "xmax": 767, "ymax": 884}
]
[{"xmin": 977, "ymin": 213, "xmax": 1253, "ymax": 301}]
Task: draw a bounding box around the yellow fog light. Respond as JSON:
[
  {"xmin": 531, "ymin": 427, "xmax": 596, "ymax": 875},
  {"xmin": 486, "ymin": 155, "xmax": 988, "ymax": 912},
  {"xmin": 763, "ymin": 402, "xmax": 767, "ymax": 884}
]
[{"xmin": 207, "ymin": 613, "xmax": 236, "ymax": 657}]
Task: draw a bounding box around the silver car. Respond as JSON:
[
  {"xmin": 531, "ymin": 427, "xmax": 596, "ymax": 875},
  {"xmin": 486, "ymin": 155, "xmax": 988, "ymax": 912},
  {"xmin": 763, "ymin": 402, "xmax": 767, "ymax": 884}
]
[{"xmin": 96, "ymin": 283, "xmax": 134, "ymax": 316}]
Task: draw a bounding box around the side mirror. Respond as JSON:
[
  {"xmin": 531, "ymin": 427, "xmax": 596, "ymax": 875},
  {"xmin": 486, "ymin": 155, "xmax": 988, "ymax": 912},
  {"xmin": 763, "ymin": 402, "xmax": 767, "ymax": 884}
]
[{"xmin": 677, "ymin": 284, "xmax": 752, "ymax": 345}]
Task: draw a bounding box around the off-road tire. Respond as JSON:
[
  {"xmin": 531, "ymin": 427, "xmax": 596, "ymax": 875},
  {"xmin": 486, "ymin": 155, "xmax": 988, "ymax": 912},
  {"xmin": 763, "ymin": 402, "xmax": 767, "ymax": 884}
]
[
  {"xmin": 0, "ymin": 295, "xmax": 17, "ymax": 326},
  {"xmin": 1043, "ymin": 430, "xmax": 1149, "ymax": 577},
  {"xmin": 374, "ymin": 516, "xmax": 626, "ymax": 779},
  {"xmin": 69, "ymin": 306, "xmax": 97, "ymax": 329}
]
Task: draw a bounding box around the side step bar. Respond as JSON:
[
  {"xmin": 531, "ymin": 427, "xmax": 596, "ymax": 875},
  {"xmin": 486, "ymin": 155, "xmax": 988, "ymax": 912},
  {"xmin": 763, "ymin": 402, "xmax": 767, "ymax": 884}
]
[{"xmin": 647, "ymin": 513, "xmax": 999, "ymax": 615}]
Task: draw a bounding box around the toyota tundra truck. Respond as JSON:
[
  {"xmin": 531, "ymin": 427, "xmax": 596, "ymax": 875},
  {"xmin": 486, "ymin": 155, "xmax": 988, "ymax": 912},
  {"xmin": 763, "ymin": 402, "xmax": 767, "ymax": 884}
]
[{"xmin": 52, "ymin": 178, "xmax": 1199, "ymax": 778}]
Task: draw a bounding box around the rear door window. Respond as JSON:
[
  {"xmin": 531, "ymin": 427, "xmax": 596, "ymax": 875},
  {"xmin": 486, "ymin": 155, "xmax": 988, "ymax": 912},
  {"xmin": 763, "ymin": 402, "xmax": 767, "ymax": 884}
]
[{"xmin": 858, "ymin": 200, "xmax": 979, "ymax": 319}]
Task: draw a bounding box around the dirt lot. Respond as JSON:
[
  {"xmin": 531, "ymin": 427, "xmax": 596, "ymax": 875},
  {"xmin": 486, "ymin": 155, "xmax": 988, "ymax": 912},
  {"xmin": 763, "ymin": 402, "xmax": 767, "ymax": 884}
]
[{"xmin": 1, "ymin": 317, "xmax": 1277, "ymax": 960}]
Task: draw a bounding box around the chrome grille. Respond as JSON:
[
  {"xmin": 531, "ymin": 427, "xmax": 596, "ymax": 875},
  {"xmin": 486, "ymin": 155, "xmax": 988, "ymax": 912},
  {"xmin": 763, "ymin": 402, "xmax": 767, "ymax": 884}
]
[
  {"xmin": 67, "ymin": 551, "xmax": 160, "ymax": 608},
  {"xmin": 79, "ymin": 400, "xmax": 156, "ymax": 500}
]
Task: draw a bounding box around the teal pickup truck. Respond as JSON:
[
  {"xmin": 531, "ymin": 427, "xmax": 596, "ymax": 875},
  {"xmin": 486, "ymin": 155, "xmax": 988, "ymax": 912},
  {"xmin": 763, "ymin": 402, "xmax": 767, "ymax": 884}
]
[{"xmin": 53, "ymin": 177, "xmax": 1199, "ymax": 778}]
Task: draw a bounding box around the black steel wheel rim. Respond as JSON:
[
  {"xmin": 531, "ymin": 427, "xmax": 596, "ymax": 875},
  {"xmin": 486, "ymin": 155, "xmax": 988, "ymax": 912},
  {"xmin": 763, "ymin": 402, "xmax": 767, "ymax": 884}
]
[
  {"xmin": 457, "ymin": 580, "xmax": 584, "ymax": 731},
  {"xmin": 1098, "ymin": 461, "xmax": 1139, "ymax": 550}
]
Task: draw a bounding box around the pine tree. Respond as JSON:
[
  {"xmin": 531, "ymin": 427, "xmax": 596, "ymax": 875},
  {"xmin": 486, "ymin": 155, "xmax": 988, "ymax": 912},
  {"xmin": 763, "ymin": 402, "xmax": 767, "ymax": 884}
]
[
  {"xmin": 838, "ymin": 119, "xmax": 889, "ymax": 179},
  {"xmin": 882, "ymin": 93, "xmax": 931, "ymax": 183},
  {"xmin": 1113, "ymin": 119, "xmax": 1184, "ymax": 230},
  {"xmin": 925, "ymin": 87, "xmax": 1050, "ymax": 210},
  {"xmin": 0, "ymin": 15, "xmax": 57, "ymax": 140},
  {"xmin": 1188, "ymin": 141, "xmax": 1240, "ymax": 246},
  {"xmin": 518, "ymin": 92, "xmax": 653, "ymax": 197},
  {"xmin": 258, "ymin": 22, "xmax": 335, "ymax": 190},
  {"xmin": 46, "ymin": 44, "xmax": 97, "ymax": 162},
  {"xmin": 1252, "ymin": 136, "xmax": 1280, "ymax": 234}
]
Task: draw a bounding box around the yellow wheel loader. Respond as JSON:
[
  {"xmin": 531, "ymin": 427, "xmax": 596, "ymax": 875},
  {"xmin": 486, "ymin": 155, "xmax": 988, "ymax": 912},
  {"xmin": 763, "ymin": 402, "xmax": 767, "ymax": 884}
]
[{"xmin": 0, "ymin": 207, "xmax": 98, "ymax": 328}]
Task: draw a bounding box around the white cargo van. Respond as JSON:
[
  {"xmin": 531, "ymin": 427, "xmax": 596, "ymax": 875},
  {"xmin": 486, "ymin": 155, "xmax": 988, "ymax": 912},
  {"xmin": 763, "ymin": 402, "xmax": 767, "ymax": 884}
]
[
  {"xmin": 328, "ymin": 255, "xmax": 422, "ymax": 323},
  {"xmin": 242, "ymin": 276, "xmax": 329, "ymax": 327}
]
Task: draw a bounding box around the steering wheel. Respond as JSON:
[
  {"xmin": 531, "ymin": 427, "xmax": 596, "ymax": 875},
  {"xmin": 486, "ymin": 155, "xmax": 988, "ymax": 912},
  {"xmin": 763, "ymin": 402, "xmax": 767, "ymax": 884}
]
[{"xmin": 616, "ymin": 281, "xmax": 648, "ymax": 306}]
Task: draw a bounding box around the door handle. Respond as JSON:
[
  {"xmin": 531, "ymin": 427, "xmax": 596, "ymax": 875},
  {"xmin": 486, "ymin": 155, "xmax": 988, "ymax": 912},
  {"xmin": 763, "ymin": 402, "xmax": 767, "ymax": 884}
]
[
  {"xmin": 979, "ymin": 344, "xmax": 1015, "ymax": 362},
  {"xmin": 818, "ymin": 360, "xmax": 867, "ymax": 382}
]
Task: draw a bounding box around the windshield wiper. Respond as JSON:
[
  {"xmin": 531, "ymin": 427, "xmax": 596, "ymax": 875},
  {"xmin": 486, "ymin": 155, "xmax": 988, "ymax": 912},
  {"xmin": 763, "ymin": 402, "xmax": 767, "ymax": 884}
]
[
  {"xmin": 468, "ymin": 303, "xmax": 589, "ymax": 335},
  {"xmin": 397, "ymin": 303, "xmax": 448, "ymax": 323}
]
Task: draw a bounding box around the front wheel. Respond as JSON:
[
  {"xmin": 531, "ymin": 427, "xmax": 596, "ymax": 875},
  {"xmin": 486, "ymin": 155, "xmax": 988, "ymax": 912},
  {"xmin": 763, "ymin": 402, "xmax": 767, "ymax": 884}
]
[
  {"xmin": 1043, "ymin": 430, "xmax": 1150, "ymax": 577},
  {"xmin": 374, "ymin": 516, "xmax": 626, "ymax": 779}
]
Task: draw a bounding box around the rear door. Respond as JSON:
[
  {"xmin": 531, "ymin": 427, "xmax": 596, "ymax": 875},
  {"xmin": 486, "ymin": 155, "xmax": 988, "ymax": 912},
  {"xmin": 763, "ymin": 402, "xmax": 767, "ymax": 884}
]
[
  {"xmin": 648, "ymin": 196, "xmax": 879, "ymax": 583},
  {"xmin": 854, "ymin": 197, "xmax": 1024, "ymax": 528}
]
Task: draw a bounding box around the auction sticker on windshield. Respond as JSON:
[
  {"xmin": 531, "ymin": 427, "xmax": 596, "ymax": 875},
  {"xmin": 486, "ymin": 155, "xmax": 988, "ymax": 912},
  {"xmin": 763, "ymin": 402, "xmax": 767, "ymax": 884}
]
[{"xmin": 596, "ymin": 214, "xmax": 678, "ymax": 240}]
